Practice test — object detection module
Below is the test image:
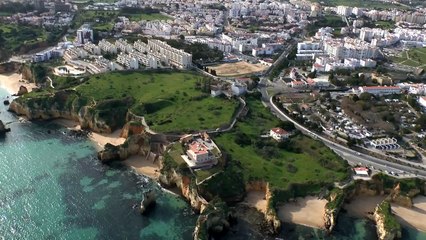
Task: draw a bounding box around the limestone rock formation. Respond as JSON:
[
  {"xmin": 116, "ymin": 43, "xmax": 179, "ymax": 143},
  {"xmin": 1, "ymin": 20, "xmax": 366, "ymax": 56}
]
[
  {"xmin": 264, "ymin": 184, "xmax": 281, "ymax": 234},
  {"xmin": 97, "ymin": 134, "xmax": 151, "ymax": 163},
  {"xmin": 193, "ymin": 199, "xmax": 230, "ymax": 240},
  {"xmin": 0, "ymin": 120, "xmax": 11, "ymax": 135},
  {"xmin": 120, "ymin": 121, "xmax": 145, "ymax": 138},
  {"xmin": 139, "ymin": 190, "xmax": 157, "ymax": 214},
  {"xmin": 9, "ymin": 90, "xmax": 134, "ymax": 133},
  {"xmin": 324, "ymin": 189, "xmax": 345, "ymax": 233},
  {"xmin": 374, "ymin": 200, "xmax": 401, "ymax": 240},
  {"xmin": 16, "ymin": 86, "xmax": 28, "ymax": 96}
]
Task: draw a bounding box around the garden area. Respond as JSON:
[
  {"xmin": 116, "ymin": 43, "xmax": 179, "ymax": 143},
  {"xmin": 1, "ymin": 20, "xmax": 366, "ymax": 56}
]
[{"xmin": 391, "ymin": 47, "xmax": 426, "ymax": 71}]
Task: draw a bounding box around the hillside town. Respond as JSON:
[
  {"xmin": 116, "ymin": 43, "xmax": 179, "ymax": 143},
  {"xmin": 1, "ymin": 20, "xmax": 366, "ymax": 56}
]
[{"xmin": 1, "ymin": 0, "xmax": 426, "ymax": 239}]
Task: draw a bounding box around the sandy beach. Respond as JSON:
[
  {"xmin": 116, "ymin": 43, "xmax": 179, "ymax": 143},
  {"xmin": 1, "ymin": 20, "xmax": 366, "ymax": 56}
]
[
  {"xmin": 392, "ymin": 196, "xmax": 426, "ymax": 232},
  {"xmin": 344, "ymin": 195, "xmax": 386, "ymax": 218},
  {"xmin": 277, "ymin": 196, "xmax": 327, "ymax": 229},
  {"xmin": 0, "ymin": 73, "xmax": 36, "ymax": 94},
  {"xmin": 123, "ymin": 154, "xmax": 160, "ymax": 180},
  {"xmin": 243, "ymin": 191, "xmax": 267, "ymax": 213},
  {"xmin": 53, "ymin": 119, "xmax": 126, "ymax": 150},
  {"xmin": 345, "ymin": 195, "xmax": 426, "ymax": 232}
]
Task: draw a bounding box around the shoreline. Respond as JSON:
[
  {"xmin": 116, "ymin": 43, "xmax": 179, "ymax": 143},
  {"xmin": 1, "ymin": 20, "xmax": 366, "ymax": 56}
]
[
  {"xmin": 277, "ymin": 196, "xmax": 327, "ymax": 229},
  {"xmin": 52, "ymin": 119, "xmax": 126, "ymax": 151},
  {"xmin": 122, "ymin": 154, "xmax": 161, "ymax": 180},
  {"xmin": 52, "ymin": 119, "xmax": 161, "ymax": 180},
  {"xmin": 344, "ymin": 195, "xmax": 426, "ymax": 232},
  {"xmin": 0, "ymin": 72, "xmax": 36, "ymax": 95}
]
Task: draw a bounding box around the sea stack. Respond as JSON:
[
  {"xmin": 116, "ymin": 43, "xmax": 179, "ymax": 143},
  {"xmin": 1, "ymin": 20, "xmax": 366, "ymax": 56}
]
[
  {"xmin": 139, "ymin": 190, "xmax": 157, "ymax": 214},
  {"xmin": 0, "ymin": 120, "xmax": 11, "ymax": 135}
]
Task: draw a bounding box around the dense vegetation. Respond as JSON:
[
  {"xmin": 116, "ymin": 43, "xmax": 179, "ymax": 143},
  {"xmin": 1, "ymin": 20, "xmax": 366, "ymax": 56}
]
[
  {"xmin": 306, "ymin": 15, "xmax": 346, "ymax": 37},
  {"xmin": 0, "ymin": 2, "xmax": 34, "ymax": 15},
  {"xmin": 0, "ymin": 24, "xmax": 48, "ymax": 62},
  {"xmin": 167, "ymin": 40, "xmax": 224, "ymax": 64}
]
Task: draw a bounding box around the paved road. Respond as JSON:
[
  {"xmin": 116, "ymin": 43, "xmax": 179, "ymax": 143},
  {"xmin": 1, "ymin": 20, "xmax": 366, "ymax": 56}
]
[{"xmin": 258, "ymin": 77, "xmax": 426, "ymax": 180}]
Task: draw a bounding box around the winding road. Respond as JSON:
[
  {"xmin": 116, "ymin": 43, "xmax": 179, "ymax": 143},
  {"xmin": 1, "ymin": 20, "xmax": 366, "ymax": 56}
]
[{"xmin": 258, "ymin": 77, "xmax": 426, "ymax": 180}]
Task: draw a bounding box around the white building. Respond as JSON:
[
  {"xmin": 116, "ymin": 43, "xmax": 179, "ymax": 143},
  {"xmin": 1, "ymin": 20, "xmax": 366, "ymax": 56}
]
[
  {"xmin": 84, "ymin": 42, "xmax": 101, "ymax": 55},
  {"xmin": 270, "ymin": 127, "xmax": 290, "ymax": 141},
  {"xmin": 76, "ymin": 24, "xmax": 93, "ymax": 44},
  {"xmin": 418, "ymin": 96, "xmax": 426, "ymax": 109},
  {"xmin": 98, "ymin": 39, "xmax": 117, "ymax": 54},
  {"xmin": 353, "ymin": 167, "xmax": 370, "ymax": 176},
  {"xmin": 358, "ymin": 86, "xmax": 402, "ymax": 95},
  {"xmin": 336, "ymin": 6, "xmax": 352, "ymax": 16},
  {"xmin": 186, "ymin": 141, "xmax": 215, "ymax": 164},
  {"xmin": 148, "ymin": 39, "xmax": 192, "ymax": 69}
]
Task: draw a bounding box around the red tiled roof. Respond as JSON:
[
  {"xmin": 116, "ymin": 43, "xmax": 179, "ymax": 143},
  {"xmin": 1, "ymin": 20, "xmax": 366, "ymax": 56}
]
[{"xmin": 271, "ymin": 127, "xmax": 288, "ymax": 135}]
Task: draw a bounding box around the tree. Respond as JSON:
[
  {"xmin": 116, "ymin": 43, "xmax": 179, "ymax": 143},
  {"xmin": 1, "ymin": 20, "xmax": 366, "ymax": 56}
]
[
  {"xmin": 359, "ymin": 92, "xmax": 372, "ymax": 101},
  {"xmin": 278, "ymin": 121, "xmax": 296, "ymax": 131}
]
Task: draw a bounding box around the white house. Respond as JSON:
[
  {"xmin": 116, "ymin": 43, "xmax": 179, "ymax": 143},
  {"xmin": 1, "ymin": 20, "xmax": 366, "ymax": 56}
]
[
  {"xmin": 231, "ymin": 83, "xmax": 247, "ymax": 96},
  {"xmin": 353, "ymin": 167, "xmax": 370, "ymax": 176},
  {"xmin": 418, "ymin": 96, "xmax": 426, "ymax": 108},
  {"xmin": 270, "ymin": 127, "xmax": 290, "ymax": 141}
]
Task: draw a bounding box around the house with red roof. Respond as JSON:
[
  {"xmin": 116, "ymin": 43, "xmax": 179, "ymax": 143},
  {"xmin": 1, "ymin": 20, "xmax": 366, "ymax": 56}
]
[{"xmin": 270, "ymin": 127, "xmax": 290, "ymax": 141}]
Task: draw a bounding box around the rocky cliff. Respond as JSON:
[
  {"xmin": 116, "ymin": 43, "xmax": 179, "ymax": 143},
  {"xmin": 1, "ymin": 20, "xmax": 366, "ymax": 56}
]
[
  {"xmin": 374, "ymin": 200, "xmax": 401, "ymax": 240},
  {"xmin": 9, "ymin": 90, "xmax": 134, "ymax": 133},
  {"xmin": 97, "ymin": 133, "xmax": 151, "ymax": 162},
  {"xmin": 193, "ymin": 199, "xmax": 230, "ymax": 240},
  {"xmin": 158, "ymin": 168, "xmax": 207, "ymax": 212},
  {"xmin": 0, "ymin": 120, "xmax": 11, "ymax": 135},
  {"xmin": 264, "ymin": 184, "xmax": 281, "ymax": 235},
  {"xmin": 120, "ymin": 121, "xmax": 145, "ymax": 138},
  {"xmin": 324, "ymin": 189, "xmax": 345, "ymax": 233}
]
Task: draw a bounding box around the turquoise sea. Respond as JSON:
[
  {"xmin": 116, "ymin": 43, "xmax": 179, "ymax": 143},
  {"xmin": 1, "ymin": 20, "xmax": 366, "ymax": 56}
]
[
  {"xmin": 1, "ymin": 86, "xmax": 426, "ymax": 240},
  {"xmin": 0, "ymin": 87, "xmax": 196, "ymax": 239}
]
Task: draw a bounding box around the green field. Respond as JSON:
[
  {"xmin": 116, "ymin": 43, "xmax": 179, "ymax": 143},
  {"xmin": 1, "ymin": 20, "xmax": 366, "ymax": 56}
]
[
  {"xmin": 0, "ymin": 24, "xmax": 47, "ymax": 53},
  {"xmin": 391, "ymin": 47, "xmax": 426, "ymax": 70},
  {"xmin": 308, "ymin": 0, "xmax": 407, "ymax": 9},
  {"xmin": 213, "ymin": 95, "xmax": 349, "ymax": 190},
  {"xmin": 75, "ymin": 71, "xmax": 238, "ymax": 133},
  {"xmin": 72, "ymin": 10, "xmax": 169, "ymax": 31}
]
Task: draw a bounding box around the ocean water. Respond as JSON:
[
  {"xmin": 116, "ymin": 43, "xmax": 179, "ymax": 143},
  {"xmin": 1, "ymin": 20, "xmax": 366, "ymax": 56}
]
[{"xmin": 0, "ymin": 87, "xmax": 196, "ymax": 239}]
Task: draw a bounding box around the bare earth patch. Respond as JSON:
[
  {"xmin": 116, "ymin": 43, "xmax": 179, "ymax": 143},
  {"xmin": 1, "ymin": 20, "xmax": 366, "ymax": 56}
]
[
  {"xmin": 277, "ymin": 196, "xmax": 327, "ymax": 229},
  {"xmin": 243, "ymin": 191, "xmax": 267, "ymax": 213},
  {"xmin": 210, "ymin": 61, "xmax": 268, "ymax": 77}
]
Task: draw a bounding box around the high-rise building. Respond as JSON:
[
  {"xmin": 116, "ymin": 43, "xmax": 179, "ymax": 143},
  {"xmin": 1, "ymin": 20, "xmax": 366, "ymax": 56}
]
[
  {"xmin": 34, "ymin": 0, "xmax": 45, "ymax": 11},
  {"xmin": 76, "ymin": 24, "xmax": 94, "ymax": 44}
]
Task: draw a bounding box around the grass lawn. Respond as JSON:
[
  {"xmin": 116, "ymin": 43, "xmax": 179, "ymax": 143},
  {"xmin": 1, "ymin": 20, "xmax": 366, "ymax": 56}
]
[
  {"xmin": 0, "ymin": 24, "xmax": 47, "ymax": 51},
  {"xmin": 72, "ymin": 10, "xmax": 118, "ymax": 31},
  {"xmin": 0, "ymin": 12, "xmax": 13, "ymax": 16},
  {"xmin": 72, "ymin": 10, "xmax": 169, "ymax": 31},
  {"xmin": 374, "ymin": 20, "xmax": 396, "ymax": 30},
  {"xmin": 307, "ymin": 0, "xmax": 407, "ymax": 9},
  {"xmin": 390, "ymin": 47, "xmax": 426, "ymax": 70},
  {"xmin": 75, "ymin": 71, "xmax": 238, "ymax": 133},
  {"xmin": 214, "ymin": 96, "xmax": 349, "ymax": 190}
]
